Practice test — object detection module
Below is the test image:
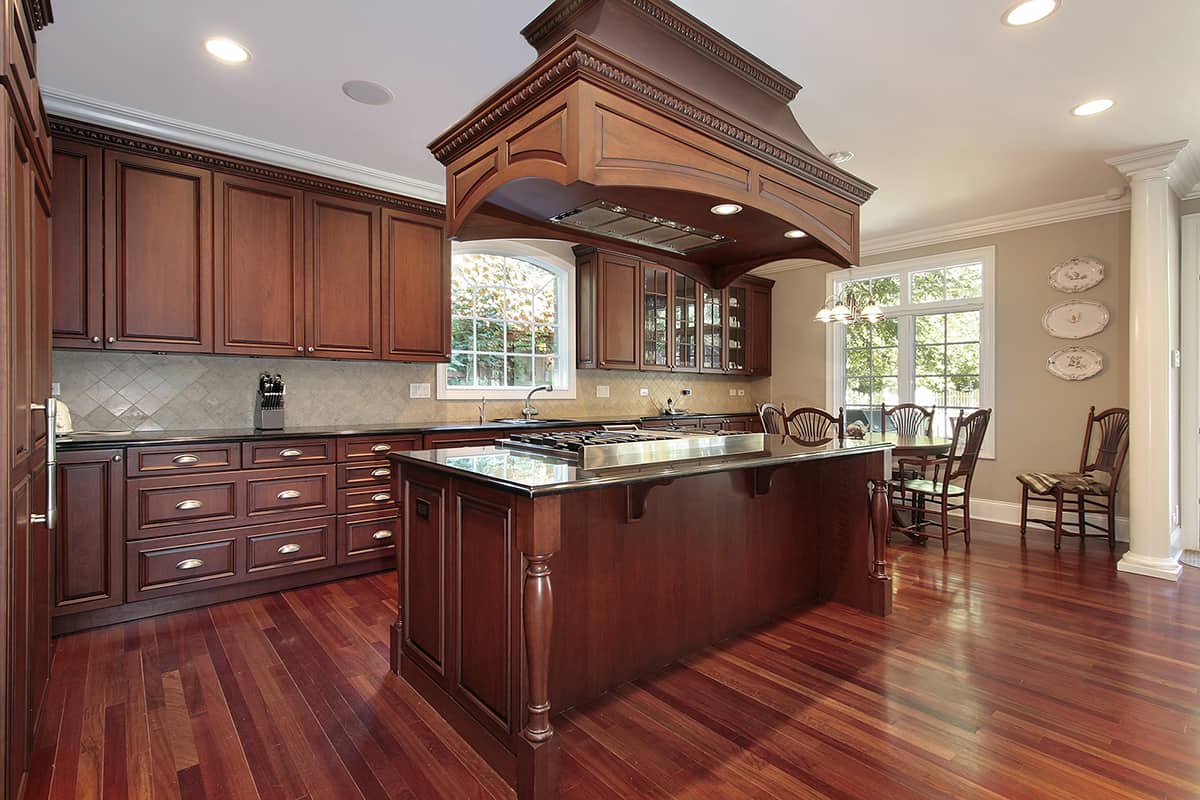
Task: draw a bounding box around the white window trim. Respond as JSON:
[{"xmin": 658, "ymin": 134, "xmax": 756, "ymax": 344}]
[
  {"xmin": 437, "ymin": 240, "xmax": 578, "ymax": 401},
  {"xmin": 825, "ymin": 245, "xmax": 996, "ymax": 459}
]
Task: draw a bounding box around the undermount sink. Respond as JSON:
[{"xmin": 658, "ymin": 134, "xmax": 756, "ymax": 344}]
[{"xmin": 492, "ymin": 418, "xmax": 578, "ymax": 425}]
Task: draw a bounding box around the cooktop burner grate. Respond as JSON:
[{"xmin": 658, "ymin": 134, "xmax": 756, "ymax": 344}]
[{"xmin": 497, "ymin": 426, "xmax": 766, "ymax": 470}]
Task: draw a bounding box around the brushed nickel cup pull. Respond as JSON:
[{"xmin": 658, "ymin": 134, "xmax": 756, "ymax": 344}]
[
  {"xmin": 370, "ymin": 492, "xmax": 391, "ymax": 503},
  {"xmin": 279, "ymin": 448, "xmax": 303, "ymax": 458},
  {"xmin": 370, "ymin": 468, "xmax": 391, "ymax": 478},
  {"xmin": 175, "ymin": 499, "xmax": 204, "ymax": 511},
  {"xmin": 276, "ymin": 489, "xmax": 302, "ymax": 500},
  {"xmin": 371, "ymin": 443, "xmax": 391, "ymax": 453},
  {"xmin": 277, "ymin": 543, "xmax": 301, "ymax": 555},
  {"xmin": 371, "ymin": 530, "xmax": 393, "ymax": 541},
  {"xmin": 172, "ymin": 454, "xmax": 200, "ymax": 465},
  {"xmin": 176, "ymin": 558, "xmax": 204, "ymax": 570}
]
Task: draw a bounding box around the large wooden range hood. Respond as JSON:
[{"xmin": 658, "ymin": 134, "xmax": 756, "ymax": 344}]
[{"xmin": 429, "ymin": 0, "xmax": 876, "ymax": 288}]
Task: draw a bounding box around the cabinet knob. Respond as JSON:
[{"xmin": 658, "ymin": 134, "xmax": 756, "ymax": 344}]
[
  {"xmin": 307, "ymin": 346, "xmax": 314, "ymax": 353},
  {"xmin": 107, "ymin": 337, "xmax": 115, "ymax": 343},
  {"xmin": 276, "ymin": 543, "xmax": 301, "ymax": 555},
  {"xmin": 276, "ymin": 489, "xmax": 302, "ymax": 500},
  {"xmin": 91, "ymin": 336, "xmax": 100, "ymax": 343},
  {"xmin": 113, "ymin": 454, "xmax": 122, "ymax": 462},
  {"xmin": 176, "ymin": 558, "xmax": 204, "ymax": 571},
  {"xmin": 296, "ymin": 346, "xmax": 303, "ymax": 352}
]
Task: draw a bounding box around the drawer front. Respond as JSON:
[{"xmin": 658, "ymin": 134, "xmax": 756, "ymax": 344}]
[
  {"xmin": 338, "ymin": 485, "xmax": 397, "ymax": 514},
  {"xmin": 127, "ymin": 531, "xmax": 240, "ymax": 601},
  {"xmin": 422, "ymin": 431, "xmax": 503, "ymax": 449},
  {"xmin": 338, "ymin": 510, "xmax": 399, "ymax": 565},
  {"xmin": 338, "ymin": 460, "xmax": 392, "ymax": 488},
  {"xmin": 127, "ymin": 475, "xmax": 241, "ymax": 540},
  {"xmin": 337, "ymin": 435, "xmax": 421, "ymax": 462},
  {"xmin": 246, "ymin": 517, "xmax": 336, "ymax": 575},
  {"xmin": 128, "ymin": 443, "xmax": 241, "ymax": 477},
  {"xmin": 245, "ymin": 466, "xmax": 336, "ymax": 521},
  {"xmin": 242, "ymin": 438, "xmax": 335, "ymax": 468}
]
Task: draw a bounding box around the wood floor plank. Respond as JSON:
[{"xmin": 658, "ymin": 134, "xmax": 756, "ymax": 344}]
[{"xmin": 25, "ymin": 523, "xmax": 1200, "ymax": 799}]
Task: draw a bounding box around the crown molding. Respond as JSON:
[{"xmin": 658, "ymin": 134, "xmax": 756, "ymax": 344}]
[
  {"xmin": 857, "ymin": 193, "xmax": 1131, "ymax": 259},
  {"xmin": 1106, "ymin": 139, "xmax": 1200, "ymax": 197},
  {"xmin": 42, "ymin": 87, "xmax": 447, "ymax": 206}
]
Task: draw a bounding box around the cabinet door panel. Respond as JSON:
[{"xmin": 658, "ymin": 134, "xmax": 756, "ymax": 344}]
[
  {"xmin": 640, "ymin": 262, "xmax": 671, "ymax": 371},
  {"xmin": 51, "ymin": 142, "xmax": 103, "ymax": 347},
  {"xmin": 597, "ymin": 252, "xmax": 639, "ymax": 369},
  {"xmin": 215, "ymin": 175, "xmax": 304, "ymax": 356},
  {"xmin": 54, "ymin": 450, "xmax": 124, "ymax": 615},
  {"xmin": 305, "ymin": 193, "xmax": 380, "ymax": 358},
  {"xmin": 700, "ymin": 284, "xmax": 725, "ymax": 374},
  {"xmin": 382, "ymin": 209, "xmax": 449, "ymax": 362},
  {"xmin": 104, "ymin": 152, "xmax": 213, "ymax": 351},
  {"xmin": 9, "ymin": 112, "xmax": 31, "ymax": 466},
  {"xmin": 747, "ymin": 283, "xmax": 772, "ymax": 377}
]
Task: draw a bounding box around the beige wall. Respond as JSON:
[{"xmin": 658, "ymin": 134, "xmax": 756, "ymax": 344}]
[{"xmin": 769, "ymin": 212, "xmax": 1131, "ymax": 510}]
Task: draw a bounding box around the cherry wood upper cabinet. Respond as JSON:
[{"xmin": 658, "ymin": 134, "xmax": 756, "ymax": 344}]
[
  {"xmin": 304, "ymin": 193, "xmax": 381, "ymax": 359},
  {"xmin": 382, "ymin": 209, "xmax": 450, "ymax": 362},
  {"xmin": 745, "ymin": 280, "xmax": 773, "ymax": 377},
  {"xmin": 596, "ymin": 251, "xmax": 640, "ymax": 369},
  {"xmin": 50, "ymin": 141, "xmax": 103, "ymax": 348},
  {"xmin": 214, "ymin": 175, "xmax": 305, "ymax": 357},
  {"xmin": 104, "ymin": 151, "xmax": 213, "ymax": 352}
]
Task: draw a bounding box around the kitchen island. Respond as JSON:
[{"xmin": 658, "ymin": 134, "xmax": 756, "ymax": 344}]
[{"xmin": 387, "ymin": 432, "xmax": 893, "ymax": 800}]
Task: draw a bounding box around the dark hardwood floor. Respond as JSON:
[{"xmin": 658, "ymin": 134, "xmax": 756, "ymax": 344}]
[{"xmin": 26, "ymin": 522, "xmax": 1200, "ymax": 799}]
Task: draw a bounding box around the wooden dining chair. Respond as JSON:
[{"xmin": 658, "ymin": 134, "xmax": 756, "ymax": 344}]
[
  {"xmin": 757, "ymin": 403, "xmax": 787, "ymax": 435},
  {"xmin": 1016, "ymin": 406, "xmax": 1129, "ymax": 550},
  {"xmin": 881, "ymin": 402, "xmax": 935, "ymax": 436},
  {"xmin": 784, "ymin": 407, "xmax": 844, "ymax": 445},
  {"xmin": 889, "ymin": 408, "xmax": 991, "ymax": 552}
]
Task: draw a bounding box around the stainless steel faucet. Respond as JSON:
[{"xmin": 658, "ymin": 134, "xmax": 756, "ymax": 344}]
[
  {"xmin": 522, "ymin": 385, "xmax": 553, "ymax": 420},
  {"xmin": 478, "ymin": 396, "xmax": 487, "ymax": 424}
]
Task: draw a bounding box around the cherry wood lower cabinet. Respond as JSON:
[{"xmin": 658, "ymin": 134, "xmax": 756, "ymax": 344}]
[{"xmin": 53, "ymin": 450, "xmax": 125, "ymax": 616}]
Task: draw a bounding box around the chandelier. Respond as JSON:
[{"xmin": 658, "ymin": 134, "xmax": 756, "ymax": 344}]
[{"xmin": 814, "ymin": 289, "xmax": 884, "ymax": 324}]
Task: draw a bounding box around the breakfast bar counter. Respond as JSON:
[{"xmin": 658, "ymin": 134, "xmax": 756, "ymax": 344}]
[{"xmin": 387, "ymin": 434, "xmax": 894, "ymax": 799}]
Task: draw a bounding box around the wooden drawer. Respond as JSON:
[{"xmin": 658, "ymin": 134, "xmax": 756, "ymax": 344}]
[
  {"xmin": 642, "ymin": 418, "xmax": 703, "ymax": 430},
  {"xmin": 337, "ymin": 435, "xmax": 421, "ymax": 462},
  {"xmin": 338, "ymin": 485, "xmax": 396, "ymax": 514},
  {"xmin": 242, "ymin": 438, "xmax": 335, "ymax": 468},
  {"xmin": 337, "ymin": 510, "xmax": 398, "ymax": 565},
  {"xmin": 127, "ymin": 530, "xmax": 240, "ymax": 601},
  {"xmin": 245, "ymin": 465, "xmax": 336, "ymax": 522},
  {"xmin": 422, "ymin": 431, "xmax": 503, "ymax": 449},
  {"xmin": 246, "ymin": 517, "xmax": 336, "ymax": 576},
  {"xmin": 126, "ymin": 473, "xmax": 240, "ymax": 540},
  {"xmin": 127, "ymin": 442, "xmax": 241, "ymax": 477},
  {"xmin": 338, "ymin": 460, "xmax": 392, "ymax": 488}
]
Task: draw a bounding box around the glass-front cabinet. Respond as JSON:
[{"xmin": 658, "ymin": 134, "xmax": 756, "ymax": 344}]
[
  {"xmin": 641, "ymin": 262, "xmax": 671, "ymax": 370},
  {"xmin": 726, "ymin": 284, "xmax": 748, "ymax": 373},
  {"xmin": 672, "ymin": 274, "xmax": 699, "ymax": 371},
  {"xmin": 700, "ymin": 284, "xmax": 724, "ymax": 373}
]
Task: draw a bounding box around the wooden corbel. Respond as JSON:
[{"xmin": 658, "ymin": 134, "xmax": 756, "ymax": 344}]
[
  {"xmin": 750, "ymin": 466, "xmax": 780, "ymax": 498},
  {"xmin": 625, "ymin": 480, "xmax": 674, "ymax": 522}
]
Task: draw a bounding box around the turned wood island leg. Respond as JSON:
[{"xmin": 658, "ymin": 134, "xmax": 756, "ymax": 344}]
[{"xmin": 869, "ymin": 478, "xmax": 893, "ymax": 616}]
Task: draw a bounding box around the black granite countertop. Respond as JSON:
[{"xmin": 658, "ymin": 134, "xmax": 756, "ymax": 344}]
[
  {"xmin": 389, "ymin": 435, "xmax": 894, "ymax": 497},
  {"xmin": 57, "ymin": 411, "xmax": 759, "ymax": 450}
]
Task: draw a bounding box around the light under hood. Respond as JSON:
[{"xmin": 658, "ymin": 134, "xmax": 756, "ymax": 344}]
[{"xmin": 428, "ymin": 0, "xmax": 876, "ymax": 288}]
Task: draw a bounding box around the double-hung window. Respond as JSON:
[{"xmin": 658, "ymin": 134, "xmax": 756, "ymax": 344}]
[
  {"xmin": 827, "ymin": 246, "xmax": 995, "ymax": 457},
  {"xmin": 437, "ymin": 245, "xmax": 576, "ymax": 400}
]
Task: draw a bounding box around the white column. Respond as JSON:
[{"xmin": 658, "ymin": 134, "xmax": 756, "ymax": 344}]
[{"xmin": 1106, "ymin": 141, "xmax": 1198, "ymax": 581}]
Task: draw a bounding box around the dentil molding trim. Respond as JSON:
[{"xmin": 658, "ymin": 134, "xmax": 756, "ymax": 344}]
[{"xmin": 42, "ymin": 87, "xmax": 447, "ymax": 206}]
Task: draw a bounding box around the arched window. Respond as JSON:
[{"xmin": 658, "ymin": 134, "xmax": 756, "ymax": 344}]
[{"xmin": 437, "ymin": 244, "xmax": 576, "ymax": 399}]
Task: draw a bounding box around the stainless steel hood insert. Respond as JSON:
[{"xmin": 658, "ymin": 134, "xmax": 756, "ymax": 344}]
[{"xmin": 549, "ymin": 200, "xmax": 734, "ymax": 255}]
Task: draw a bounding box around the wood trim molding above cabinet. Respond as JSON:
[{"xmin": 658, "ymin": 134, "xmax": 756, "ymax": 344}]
[{"xmin": 49, "ymin": 116, "xmax": 446, "ymax": 220}]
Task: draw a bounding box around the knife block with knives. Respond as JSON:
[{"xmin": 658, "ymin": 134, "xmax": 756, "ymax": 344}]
[{"xmin": 254, "ymin": 372, "xmax": 285, "ymax": 430}]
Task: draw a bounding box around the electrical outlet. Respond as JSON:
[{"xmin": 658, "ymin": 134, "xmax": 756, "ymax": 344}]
[
  {"xmin": 729, "ymin": 388, "xmax": 737, "ymax": 396},
  {"xmin": 409, "ymin": 383, "xmax": 431, "ymax": 399},
  {"xmin": 595, "ymin": 385, "xmax": 610, "ymax": 398},
  {"xmin": 639, "ymin": 387, "xmax": 649, "ymax": 397},
  {"xmin": 680, "ymin": 388, "xmax": 692, "ymax": 397},
  {"xmin": 737, "ymin": 389, "xmax": 745, "ymax": 396},
  {"xmin": 51, "ymin": 382, "xmax": 60, "ymax": 397}
]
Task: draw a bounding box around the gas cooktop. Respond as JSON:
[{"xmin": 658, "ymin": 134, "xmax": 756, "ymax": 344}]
[{"xmin": 496, "ymin": 426, "xmax": 766, "ymax": 470}]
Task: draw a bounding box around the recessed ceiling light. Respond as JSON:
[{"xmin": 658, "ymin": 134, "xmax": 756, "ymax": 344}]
[
  {"xmin": 1072, "ymin": 98, "xmax": 1114, "ymax": 117},
  {"xmin": 342, "ymin": 80, "xmax": 394, "ymax": 106},
  {"xmin": 710, "ymin": 203, "xmax": 743, "ymax": 215},
  {"xmin": 827, "ymin": 151, "xmax": 854, "ymax": 165},
  {"xmin": 1002, "ymin": 0, "xmax": 1060, "ymax": 26},
  {"xmin": 784, "ymin": 229, "xmax": 808, "ymax": 239},
  {"xmin": 204, "ymin": 36, "xmax": 251, "ymax": 64}
]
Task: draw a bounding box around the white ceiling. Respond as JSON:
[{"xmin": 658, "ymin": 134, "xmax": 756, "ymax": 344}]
[{"xmin": 37, "ymin": 0, "xmax": 1200, "ymax": 240}]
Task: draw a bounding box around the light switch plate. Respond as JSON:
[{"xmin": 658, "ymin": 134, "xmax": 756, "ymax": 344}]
[
  {"xmin": 409, "ymin": 383, "xmax": 432, "ymax": 399},
  {"xmin": 729, "ymin": 388, "xmax": 737, "ymax": 396},
  {"xmin": 639, "ymin": 387, "xmax": 649, "ymax": 397},
  {"xmin": 51, "ymin": 382, "xmax": 60, "ymax": 397},
  {"xmin": 595, "ymin": 385, "xmax": 610, "ymax": 398}
]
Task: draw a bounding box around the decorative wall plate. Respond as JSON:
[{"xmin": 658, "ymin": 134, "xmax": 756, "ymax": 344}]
[
  {"xmin": 1047, "ymin": 346, "xmax": 1104, "ymax": 381},
  {"xmin": 1048, "ymin": 257, "xmax": 1105, "ymax": 293},
  {"xmin": 1042, "ymin": 300, "xmax": 1109, "ymax": 339}
]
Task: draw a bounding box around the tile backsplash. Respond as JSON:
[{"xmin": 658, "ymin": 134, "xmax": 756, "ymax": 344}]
[{"xmin": 53, "ymin": 350, "xmax": 771, "ymax": 432}]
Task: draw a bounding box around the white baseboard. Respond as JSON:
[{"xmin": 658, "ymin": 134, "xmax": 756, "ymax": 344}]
[{"xmin": 953, "ymin": 496, "xmax": 1130, "ymax": 542}]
